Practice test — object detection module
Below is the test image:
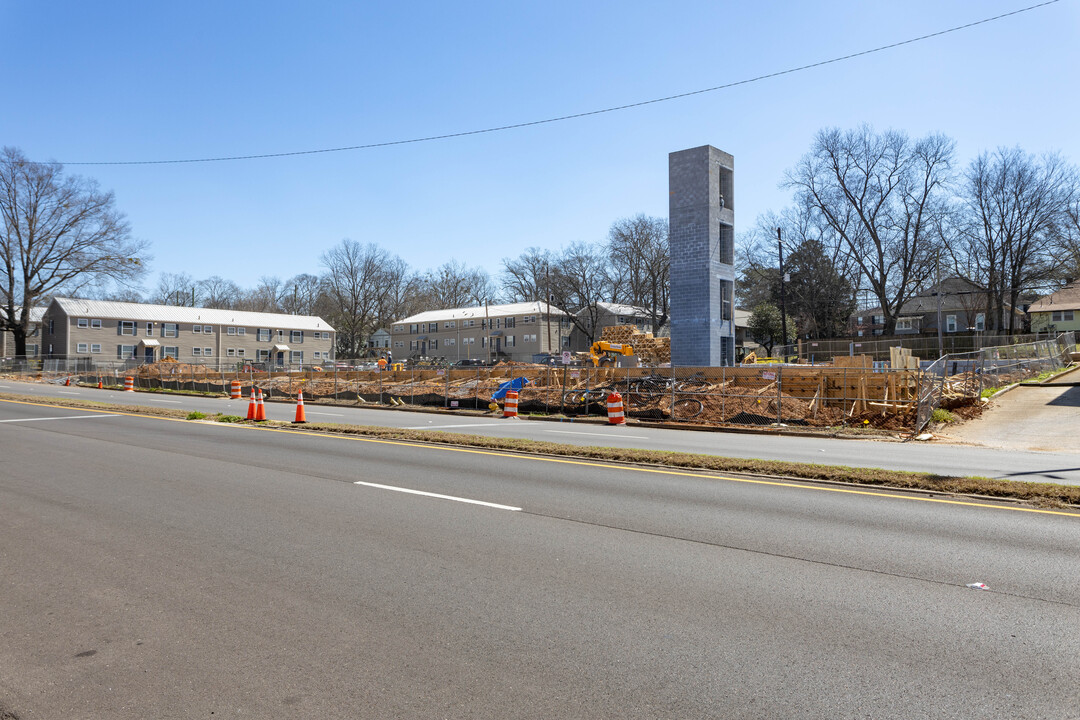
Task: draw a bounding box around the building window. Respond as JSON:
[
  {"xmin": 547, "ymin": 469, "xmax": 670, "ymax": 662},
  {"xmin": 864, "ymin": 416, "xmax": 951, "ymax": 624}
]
[
  {"xmin": 120, "ymin": 321, "xmax": 136, "ymax": 336},
  {"xmin": 237, "ymin": 348, "xmax": 245, "ymax": 357},
  {"xmin": 146, "ymin": 322, "xmax": 154, "ymax": 335},
  {"xmin": 204, "ymin": 347, "xmax": 213, "ymax": 356},
  {"xmin": 193, "ymin": 347, "xmax": 202, "ymax": 356},
  {"xmin": 227, "ymin": 327, "xmax": 237, "ymax": 335},
  {"xmin": 395, "ymin": 341, "xmax": 404, "ymax": 348},
  {"xmin": 91, "ymin": 319, "xmax": 102, "ymax": 329},
  {"xmin": 91, "ymin": 344, "xmax": 101, "ymax": 354},
  {"xmin": 162, "ymin": 346, "xmax": 178, "ymax": 358},
  {"xmin": 974, "ymin": 313, "xmax": 985, "ymax": 332},
  {"xmin": 1052, "ymin": 310, "xmax": 1075, "ymax": 322},
  {"xmin": 227, "ymin": 348, "xmax": 236, "ymax": 357},
  {"xmin": 290, "ymin": 330, "xmax": 303, "ymax": 343},
  {"xmin": 77, "ymin": 343, "xmax": 88, "ymax": 353},
  {"xmin": 524, "ymin": 334, "xmax": 537, "ymax": 343},
  {"xmin": 409, "ymin": 324, "xmax": 418, "ymax": 334},
  {"xmin": 946, "ymin": 315, "xmax": 957, "ymax": 333},
  {"xmin": 237, "ymin": 327, "xmax": 246, "ymax": 336},
  {"xmin": 506, "ymin": 335, "xmax": 515, "ymax": 347},
  {"xmin": 444, "ymin": 321, "xmax": 455, "ymax": 329},
  {"xmin": 118, "ymin": 345, "xmax": 136, "ymax": 359},
  {"xmin": 203, "ymin": 326, "xmax": 213, "ymax": 334},
  {"xmin": 410, "ymin": 340, "xmax": 417, "ymax": 350},
  {"xmin": 257, "ymin": 329, "xmax": 270, "ymax": 341},
  {"xmin": 162, "ymin": 323, "xmax": 178, "ymax": 337},
  {"xmin": 430, "ymin": 339, "xmax": 438, "ymax": 350},
  {"xmin": 562, "ymin": 336, "xmax": 571, "ymax": 347},
  {"xmin": 505, "ymin": 317, "xmax": 516, "ymax": 328},
  {"xmin": 258, "ymin": 349, "xmax": 270, "ymax": 361},
  {"xmin": 290, "ymin": 351, "xmax": 303, "ymax": 364},
  {"xmin": 193, "ymin": 325, "xmax": 202, "ymax": 334},
  {"xmin": 897, "ymin": 319, "xmax": 912, "ymax": 331},
  {"xmin": 464, "ymin": 337, "xmax": 474, "ymax": 345},
  {"xmin": 77, "ymin": 318, "xmax": 88, "ymax": 328}
]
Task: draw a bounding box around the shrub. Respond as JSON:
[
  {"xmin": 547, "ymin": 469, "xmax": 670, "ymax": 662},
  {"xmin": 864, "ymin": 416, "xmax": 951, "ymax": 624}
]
[
  {"xmin": 931, "ymin": 408, "xmax": 955, "ymax": 424},
  {"xmin": 215, "ymin": 414, "xmax": 244, "ymax": 423},
  {"xmin": 186, "ymin": 411, "xmax": 207, "ymax": 420}
]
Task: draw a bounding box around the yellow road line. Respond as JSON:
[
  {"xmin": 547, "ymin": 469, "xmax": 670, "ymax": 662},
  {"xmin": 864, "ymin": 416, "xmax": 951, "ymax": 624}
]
[{"xmin": 3, "ymin": 396, "xmax": 1079, "ymax": 519}]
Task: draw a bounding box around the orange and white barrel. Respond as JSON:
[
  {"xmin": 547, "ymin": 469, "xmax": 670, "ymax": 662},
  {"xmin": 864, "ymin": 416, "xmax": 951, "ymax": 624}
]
[
  {"xmin": 607, "ymin": 392, "xmax": 625, "ymax": 425},
  {"xmin": 503, "ymin": 390, "xmax": 519, "ymax": 418},
  {"xmin": 124, "ymin": 376, "xmax": 134, "ymax": 392},
  {"xmin": 230, "ymin": 380, "xmax": 242, "ymax": 399}
]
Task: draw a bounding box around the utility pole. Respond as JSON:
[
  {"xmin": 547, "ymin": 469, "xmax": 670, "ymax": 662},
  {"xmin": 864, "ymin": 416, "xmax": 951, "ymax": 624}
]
[
  {"xmin": 935, "ymin": 251, "xmax": 944, "ymax": 358},
  {"xmin": 777, "ymin": 228, "xmax": 789, "ymax": 361}
]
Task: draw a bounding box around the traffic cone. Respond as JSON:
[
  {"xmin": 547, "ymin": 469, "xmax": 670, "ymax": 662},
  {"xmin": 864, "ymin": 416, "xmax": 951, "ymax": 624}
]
[
  {"xmin": 255, "ymin": 388, "xmax": 267, "ymax": 422},
  {"xmin": 246, "ymin": 388, "xmax": 256, "ymax": 420},
  {"xmin": 65, "ymin": 377, "xmax": 70, "ymax": 386},
  {"xmin": 293, "ymin": 391, "xmax": 307, "ymax": 424},
  {"xmin": 97, "ymin": 380, "xmax": 103, "ymax": 389}
]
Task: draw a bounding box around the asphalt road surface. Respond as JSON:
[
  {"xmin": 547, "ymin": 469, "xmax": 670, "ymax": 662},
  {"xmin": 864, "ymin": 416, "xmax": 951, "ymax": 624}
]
[
  {"xmin": 1, "ymin": 399, "xmax": 1078, "ymax": 718},
  {"xmin": 4, "ymin": 379, "xmax": 1080, "ymax": 485}
]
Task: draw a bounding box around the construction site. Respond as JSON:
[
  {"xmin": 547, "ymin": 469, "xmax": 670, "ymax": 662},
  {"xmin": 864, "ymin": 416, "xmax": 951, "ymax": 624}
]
[{"xmin": 28, "ymin": 327, "xmax": 1075, "ymax": 434}]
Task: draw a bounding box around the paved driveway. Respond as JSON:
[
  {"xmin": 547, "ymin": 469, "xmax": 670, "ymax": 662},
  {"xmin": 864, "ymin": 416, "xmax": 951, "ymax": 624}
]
[{"xmin": 939, "ymin": 369, "xmax": 1080, "ymax": 453}]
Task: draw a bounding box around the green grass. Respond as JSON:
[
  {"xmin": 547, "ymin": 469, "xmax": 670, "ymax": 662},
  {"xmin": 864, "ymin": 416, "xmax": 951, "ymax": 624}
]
[
  {"xmin": 186, "ymin": 411, "xmax": 208, "ymax": 420},
  {"xmin": 931, "ymin": 408, "xmax": 956, "ymax": 423}
]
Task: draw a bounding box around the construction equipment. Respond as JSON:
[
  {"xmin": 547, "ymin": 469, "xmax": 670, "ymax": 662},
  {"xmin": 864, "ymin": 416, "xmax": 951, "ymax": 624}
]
[{"xmin": 589, "ymin": 341, "xmax": 635, "ymax": 367}]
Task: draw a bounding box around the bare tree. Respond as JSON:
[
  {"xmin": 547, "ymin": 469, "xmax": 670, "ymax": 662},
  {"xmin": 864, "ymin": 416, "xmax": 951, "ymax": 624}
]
[
  {"xmin": 321, "ymin": 239, "xmax": 410, "ymax": 357},
  {"xmin": 784, "ymin": 126, "xmax": 954, "ymax": 334},
  {"xmin": 500, "ymin": 247, "xmax": 555, "ymax": 302},
  {"xmin": 152, "ymin": 272, "xmax": 198, "ymax": 306},
  {"xmin": 419, "ymin": 260, "xmax": 491, "ymax": 309},
  {"xmin": 960, "ymin": 148, "xmax": 1076, "ymax": 333},
  {"xmin": 197, "ymin": 275, "xmax": 242, "ymax": 309},
  {"xmin": 607, "ymin": 214, "xmax": 670, "ymax": 333},
  {"xmin": 280, "ymin": 273, "xmax": 324, "ymax": 316},
  {"xmin": 0, "ymin": 147, "xmax": 147, "ymax": 355},
  {"xmin": 234, "ymin": 276, "xmax": 285, "ymax": 313},
  {"xmin": 550, "ymin": 241, "xmax": 612, "ymax": 344}
]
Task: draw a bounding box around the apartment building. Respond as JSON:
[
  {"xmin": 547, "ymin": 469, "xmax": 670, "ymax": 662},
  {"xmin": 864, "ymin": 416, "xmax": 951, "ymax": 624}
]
[
  {"xmin": 40, "ymin": 297, "xmax": 335, "ymax": 366},
  {"xmin": 0, "ymin": 307, "xmax": 45, "ymax": 357},
  {"xmin": 390, "ymin": 301, "xmax": 571, "ymax": 362}
]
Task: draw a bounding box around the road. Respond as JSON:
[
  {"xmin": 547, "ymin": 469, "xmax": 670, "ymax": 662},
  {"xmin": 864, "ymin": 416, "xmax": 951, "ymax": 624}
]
[
  {"xmin": 4, "ymin": 379, "xmax": 1080, "ymax": 485},
  {"xmin": 1, "ymin": 399, "xmax": 1078, "ymax": 718}
]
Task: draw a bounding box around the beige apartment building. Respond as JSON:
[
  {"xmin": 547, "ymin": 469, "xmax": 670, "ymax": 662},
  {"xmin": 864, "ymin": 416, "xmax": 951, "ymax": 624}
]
[
  {"xmin": 40, "ymin": 297, "xmax": 335, "ymax": 366},
  {"xmin": 390, "ymin": 301, "xmax": 572, "ymax": 362},
  {"xmin": 0, "ymin": 307, "xmax": 45, "ymax": 358}
]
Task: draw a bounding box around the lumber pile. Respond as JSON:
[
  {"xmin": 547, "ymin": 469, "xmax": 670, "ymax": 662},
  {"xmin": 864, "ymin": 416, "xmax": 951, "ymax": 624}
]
[
  {"xmin": 888, "ymin": 346, "xmax": 920, "ymax": 370},
  {"xmin": 600, "ymin": 325, "xmax": 671, "ymax": 364}
]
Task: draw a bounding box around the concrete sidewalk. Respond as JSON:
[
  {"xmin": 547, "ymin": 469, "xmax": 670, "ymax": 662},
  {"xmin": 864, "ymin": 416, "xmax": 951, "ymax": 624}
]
[{"xmin": 939, "ymin": 370, "xmax": 1080, "ymax": 452}]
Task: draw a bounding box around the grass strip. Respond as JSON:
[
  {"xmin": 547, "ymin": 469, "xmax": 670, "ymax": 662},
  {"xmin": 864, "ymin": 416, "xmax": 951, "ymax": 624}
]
[{"xmin": 4, "ymin": 391, "xmax": 1078, "ymax": 508}]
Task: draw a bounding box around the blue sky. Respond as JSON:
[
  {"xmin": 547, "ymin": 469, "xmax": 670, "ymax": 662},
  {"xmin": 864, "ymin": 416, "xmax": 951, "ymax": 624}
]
[{"xmin": 2, "ymin": 1, "xmax": 1077, "ymax": 294}]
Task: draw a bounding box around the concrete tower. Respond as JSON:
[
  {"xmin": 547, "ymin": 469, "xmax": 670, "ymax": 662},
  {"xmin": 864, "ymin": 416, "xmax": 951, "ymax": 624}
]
[{"xmin": 668, "ymin": 145, "xmax": 735, "ymax": 367}]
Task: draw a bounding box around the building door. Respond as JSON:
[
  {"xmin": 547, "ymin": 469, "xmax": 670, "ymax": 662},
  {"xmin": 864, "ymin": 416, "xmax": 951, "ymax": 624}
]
[
  {"xmin": 276, "ymin": 351, "xmax": 284, "ymax": 365},
  {"xmin": 144, "ymin": 346, "xmax": 155, "ymax": 363}
]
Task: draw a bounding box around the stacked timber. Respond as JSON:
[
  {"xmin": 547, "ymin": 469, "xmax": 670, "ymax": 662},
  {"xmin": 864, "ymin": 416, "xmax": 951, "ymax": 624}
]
[{"xmin": 600, "ymin": 325, "xmax": 671, "ymax": 364}]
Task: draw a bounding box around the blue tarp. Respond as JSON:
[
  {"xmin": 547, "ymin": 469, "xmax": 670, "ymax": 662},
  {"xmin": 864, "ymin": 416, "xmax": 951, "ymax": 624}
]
[{"xmin": 490, "ymin": 376, "xmax": 531, "ymax": 401}]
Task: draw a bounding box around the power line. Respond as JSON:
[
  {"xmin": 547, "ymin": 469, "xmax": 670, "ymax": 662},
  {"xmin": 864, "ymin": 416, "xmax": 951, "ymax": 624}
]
[{"xmin": 59, "ymin": 0, "xmax": 1063, "ymax": 166}]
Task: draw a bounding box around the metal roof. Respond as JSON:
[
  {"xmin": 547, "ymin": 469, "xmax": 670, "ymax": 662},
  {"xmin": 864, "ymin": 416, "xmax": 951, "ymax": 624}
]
[
  {"xmin": 51, "ymin": 298, "xmax": 334, "ymax": 332},
  {"xmin": 394, "ymin": 301, "xmax": 566, "ymax": 326}
]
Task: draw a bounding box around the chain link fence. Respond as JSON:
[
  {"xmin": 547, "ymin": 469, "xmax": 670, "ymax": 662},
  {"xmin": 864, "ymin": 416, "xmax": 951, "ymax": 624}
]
[{"xmin": 7, "ymin": 334, "xmax": 1075, "ymax": 433}]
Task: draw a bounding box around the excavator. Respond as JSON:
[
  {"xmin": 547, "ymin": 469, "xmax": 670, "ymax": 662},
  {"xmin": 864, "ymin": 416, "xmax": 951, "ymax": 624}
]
[{"xmin": 589, "ymin": 341, "xmax": 635, "ymax": 367}]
